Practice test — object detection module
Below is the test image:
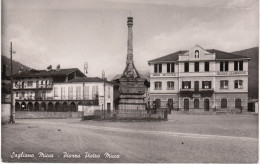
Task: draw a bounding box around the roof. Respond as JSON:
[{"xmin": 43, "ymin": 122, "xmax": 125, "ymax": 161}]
[
  {"xmin": 207, "ymin": 49, "xmax": 250, "ymax": 60},
  {"xmin": 148, "ymin": 49, "xmax": 250, "ymax": 63},
  {"xmin": 68, "ymin": 77, "xmax": 104, "ymax": 83},
  {"xmin": 12, "ymin": 68, "xmax": 82, "ymax": 78},
  {"xmin": 148, "ymin": 51, "xmax": 187, "ymax": 63},
  {"xmin": 68, "ymin": 77, "xmax": 113, "ymax": 85},
  {"xmin": 111, "ymin": 73, "xmax": 149, "ymax": 82}
]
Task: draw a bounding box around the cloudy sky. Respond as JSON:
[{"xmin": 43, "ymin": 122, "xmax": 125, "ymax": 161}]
[{"xmin": 2, "ymin": 0, "xmax": 259, "ymax": 79}]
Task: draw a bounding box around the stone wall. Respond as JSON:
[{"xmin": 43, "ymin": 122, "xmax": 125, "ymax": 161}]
[
  {"xmin": 15, "ymin": 111, "xmax": 83, "ymax": 119},
  {"xmin": 1, "ymin": 103, "xmax": 11, "ymax": 124}
]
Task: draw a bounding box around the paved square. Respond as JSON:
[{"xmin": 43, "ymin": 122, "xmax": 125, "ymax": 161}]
[{"xmin": 1, "ymin": 114, "xmax": 258, "ymax": 163}]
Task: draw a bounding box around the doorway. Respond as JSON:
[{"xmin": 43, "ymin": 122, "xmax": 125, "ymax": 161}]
[
  {"xmin": 204, "ymin": 99, "xmax": 210, "ymax": 111},
  {"xmin": 184, "ymin": 98, "xmax": 189, "ymax": 111}
]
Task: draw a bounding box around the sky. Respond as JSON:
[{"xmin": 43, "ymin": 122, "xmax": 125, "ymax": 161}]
[{"xmin": 1, "ymin": 0, "xmax": 259, "ymax": 79}]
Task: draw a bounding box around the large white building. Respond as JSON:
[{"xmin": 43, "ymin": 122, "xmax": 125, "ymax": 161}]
[
  {"xmin": 148, "ymin": 45, "xmax": 250, "ymax": 112},
  {"xmin": 12, "ymin": 67, "xmax": 113, "ymax": 113}
]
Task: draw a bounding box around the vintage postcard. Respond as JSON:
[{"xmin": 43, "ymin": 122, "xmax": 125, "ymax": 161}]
[{"xmin": 1, "ymin": 0, "xmax": 259, "ymax": 163}]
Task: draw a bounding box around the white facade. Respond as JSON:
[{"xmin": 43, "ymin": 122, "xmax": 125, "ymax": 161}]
[{"xmin": 148, "ymin": 45, "xmax": 250, "ymax": 111}]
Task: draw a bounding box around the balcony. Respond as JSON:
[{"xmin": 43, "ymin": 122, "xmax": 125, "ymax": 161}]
[
  {"xmin": 14, "ymin": 84, "xmax": 53, "ymax": 90},
  {"xmin": 180, "ymin": 88, "xmax": 214, "ymax": 97},
  {"xmin": 36, "ymin": 84, "xmax": 53, "ymax": 89}
]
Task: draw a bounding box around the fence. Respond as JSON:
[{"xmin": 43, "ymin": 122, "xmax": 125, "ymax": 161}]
[{"xmin": 90, "ymin": 109, "xmax": 166, "ymax": 120}]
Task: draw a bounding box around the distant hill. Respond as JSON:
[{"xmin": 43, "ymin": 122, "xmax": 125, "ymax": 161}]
[
  {"xmin": 232, "ymin": 47, "xmax": 259, "ymax": 99},
  {"xmin": 1, "ymin": 55, "xmax": 32, "ymax": 77}
]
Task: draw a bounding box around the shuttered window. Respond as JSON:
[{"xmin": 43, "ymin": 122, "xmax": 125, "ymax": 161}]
[{"xmin": 68, "ymin": 87, "xmax": 73, "ymax": 99}]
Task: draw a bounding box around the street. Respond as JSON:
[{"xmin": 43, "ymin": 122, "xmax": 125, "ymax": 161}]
[{"xmin": 1, "ymin": 114, "xmax": 258, "ymax": 163}]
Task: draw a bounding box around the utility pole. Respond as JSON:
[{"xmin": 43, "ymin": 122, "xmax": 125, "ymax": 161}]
[
  {"xmin": 10, "ymin": 42, "xmax": 16, "ymax": 123},
  {"xmin": 83, "ymin": 62, "xmax": 88, "ymax": 112},
  {"xmin": 102, "ymin": 70, "xmax": 105, "ymax": 118}
]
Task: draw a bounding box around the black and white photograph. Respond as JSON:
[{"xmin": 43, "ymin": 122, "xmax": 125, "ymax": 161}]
[{"xmin": 1, "ymin": 0, "xmax": 259, "ymax": 163}]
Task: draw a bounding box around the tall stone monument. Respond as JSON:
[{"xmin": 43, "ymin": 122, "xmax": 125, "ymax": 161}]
[{"xmin": 118, "ymin": 17, "xmax": 147, "ymax": 110}]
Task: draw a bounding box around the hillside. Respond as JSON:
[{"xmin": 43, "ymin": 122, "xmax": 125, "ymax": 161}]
[
  {"xmin": 232, "ymin": 47, "xmax": 259, "ymax": 99},
  {"xmin": 1, "ymin": 55, "xmax": 32, "ymax": 77}
]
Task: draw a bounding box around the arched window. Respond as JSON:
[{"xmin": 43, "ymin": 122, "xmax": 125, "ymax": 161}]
[{"xmin": 195, "ymin": 50, "xmax": 199, "ymax": 58}]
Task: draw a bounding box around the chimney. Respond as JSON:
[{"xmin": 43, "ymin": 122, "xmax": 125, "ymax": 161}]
[
  {"xmin": 47, "ymin": 65, "xmax": 52, "ymax": 71},
  {"xmin": 56, "ymin": 64, "xmax": 60, "ymax": 71},
  {"xmin": 127, "ymin": 17, "xmax": 133, "ymax": 64}
]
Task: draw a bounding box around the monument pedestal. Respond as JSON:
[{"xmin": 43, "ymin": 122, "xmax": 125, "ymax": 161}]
[{"xmin": 118, "ymin": 77, "xmax": 146, "ymax": 110}]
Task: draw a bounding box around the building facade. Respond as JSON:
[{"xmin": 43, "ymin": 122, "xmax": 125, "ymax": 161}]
[
  {"xmin": 148, "ymin": 45, "xmax": 250, "ymax": 112},
  {"xmin": 12, "ymin": 67, "xmax": 113, "ymax": 113}
]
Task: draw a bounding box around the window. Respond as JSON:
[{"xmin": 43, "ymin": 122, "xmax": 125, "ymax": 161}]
[
  {"xmin": 239, "ymin": 61, "xmax": 243, "ymax": 71},
  {"xmin": 195, "ymin": 50, "xmax": 199, "ymax": 58},
  {"xmin": 36, "ymin": 81, "xmax": 39, "ymax": 88},
  {"xmin": 167, "ymin": 81, "xmax": 174, "ymax": 90},
  {"xmin": 61, "ymin": 87, "xmax": 65, "ymax": 99},
  {"xmin": 54, "ymin": 87, "xmax": 58, "ymax": 97},
  {"xmin": 76, "ymin": 86, "xmax": 81, "ymax": 99},
  {"xmin": 205, "ymin": 62, "xmax": 209, "ymax": 72},
  {"xmin": 235, "ymin": 99, "xmax": 242, "ymax": 108},
  {"xmin": 220, "ymin": 61, "xmax": 229, "ymax": 71},
  {"xmin": 221, "ymin": 99, "xmax": 227, "ymax": 108},
  {"xmin": 92, "ymin": 86, "xmax": 98, "ymax": 99},
  {"xmin": 234, "ymin": 61, "xmax": 238, "ymax": 71},
  {"xmin": 68, "ymin": 87, "xmax": 73, "ymax": 99},
  {"xmin": 167, "ymin": 63, "xmax": 175, "ymax": 73},
  {"xmin": 234, "ymin": 80, "xmax": 243, "ymax": 89},
  {"xmin": 154, "ymin": 64, "xmax": 162, "ymax": 73},
  {"xmin": 154, "ymin": 64, "xmax": 157, "ymax": 73},
  {"xmin": 159, "ymin": 64, "xmax": 162, "ymax": 73},
  {"xmin": 84, "ymin": 86, "xmax": 89, "ymax": 99},
  {"xmin": 195, "ymin": 62, "xmax": 199, "ymax": 72},
  {"xmin": 202, "ymin": 81, "xmax": 211, "ymax": 89},
  {"xmin": 16, "ymin": 92, "xmax": 19, "ymax": 97},
  {"xmin": 235, "ymin": 61, "xmax": 244, "ymax": 71},
  {"xmin": 21, "ymin": 92, "xmax": 25, "ymax": 98},
  {"xmin": 107, "ymin": 87, "xmax": 110, "ymax": 98},
  {"xmin": 182, "ymin": 81, "xmax": 191, "ymax": 89},
  {"xmin": 154, "ymin": 82, "xmax": 162, "ymax": 90},
  {"xmin": 184, "ymin": 62, "xmax": 189, "ymax": 72},
  {"xmin": 27, "ymin": 81, "xmax": 33, "ymax": 87},
  {"xmin": 220, "ymin": 80, "xmax": 228, "ymax": 89},
  {"xmin": 41, "ymin": 80, "xmax": 44, "ymax": 85}
]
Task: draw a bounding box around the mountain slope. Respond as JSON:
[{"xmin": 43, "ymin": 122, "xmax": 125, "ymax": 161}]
[
  {"xmin": 232, "ymin": 47, "xmax": 259, "ymax": 99},
  {"xmin": 1, "ymin": 55, "xmax": 32, "ymax": 77}
]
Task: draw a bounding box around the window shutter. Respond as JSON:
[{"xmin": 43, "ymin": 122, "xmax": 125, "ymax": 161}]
[
  {"xmin": 154, "ymin": 64, "xmax": 157, "ymax": 73},
  {"xmin": 171, "ymin": 63, "xmax": 175, "ymax": 72},
  {"xmin": 239, "ymin": 61, "xmax": 243, "ymax": 71}
]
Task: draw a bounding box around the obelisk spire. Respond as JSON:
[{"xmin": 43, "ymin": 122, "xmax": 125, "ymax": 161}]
[{"xmin": 127, "ymin": 17, "xmax": 133, "ymax": 64}]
